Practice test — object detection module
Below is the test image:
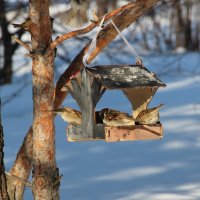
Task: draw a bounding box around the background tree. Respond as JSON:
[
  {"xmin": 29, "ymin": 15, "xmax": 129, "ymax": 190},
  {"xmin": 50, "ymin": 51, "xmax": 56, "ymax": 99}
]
[
  {"xmin": 133, "ymin": 0, "xmax": 200, "ymax": 52},
  {"xmin": 0, "ymin": 98, "xmax": 9, "ymax": 200},
  {"xmin": 0, "ymin": 0, "xmax": 27, "ymax": 84}
]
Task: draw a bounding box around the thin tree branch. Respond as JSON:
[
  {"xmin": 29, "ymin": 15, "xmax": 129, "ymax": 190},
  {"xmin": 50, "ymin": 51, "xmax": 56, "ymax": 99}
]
[
  {"xmin": 6, "ymin": 172, "xmax": 32, "ymax": 188},
  {"xmin": 47, "ymin": 2, "xmax": 138, "ymax": 52},
  {"xmin": 11, "ymin": 36, "xmax": 31, "ymax": 51}
]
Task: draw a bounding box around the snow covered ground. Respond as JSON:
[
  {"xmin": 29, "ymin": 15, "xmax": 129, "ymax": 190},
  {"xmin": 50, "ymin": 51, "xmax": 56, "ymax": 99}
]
[{"xmin": 1, "ymin": 51, "xmax": 200, "ymax": 200}]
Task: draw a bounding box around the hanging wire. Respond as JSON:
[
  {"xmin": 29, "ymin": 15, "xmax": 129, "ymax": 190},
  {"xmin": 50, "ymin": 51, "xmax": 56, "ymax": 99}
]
[
  {"xmin": 82, "ymin": 16, "xmax": 106, "ymax": 67},
  {"xmin": 110, "ymin": 19, "xmax": 142, "ymax": 64},
  {"xmin": 82, "ymin": 16, "xmax": 142, "ymax": 67}
]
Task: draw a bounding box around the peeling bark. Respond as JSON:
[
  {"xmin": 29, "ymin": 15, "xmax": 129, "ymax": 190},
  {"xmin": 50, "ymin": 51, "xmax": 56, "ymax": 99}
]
[{"xmin": 7, "ymin": 129, "xmax": 32, "ymax": 200}]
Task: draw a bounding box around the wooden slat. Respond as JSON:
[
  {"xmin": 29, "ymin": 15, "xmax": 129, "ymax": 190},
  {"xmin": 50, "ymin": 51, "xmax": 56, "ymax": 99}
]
[
  {"xmin": 67, "ymin": 69, "xmax": 106, "ymax": 139},
  {"xmin": 105, "ymin": 124, "xmax": 163, "ymax": 142},
  {"xmin": 66, "ymin": 124, "xmax": 105, "ymax": 142},
  {"xmin": 80, "ymin": 68, "xmax": 94, "ymax": 139}
]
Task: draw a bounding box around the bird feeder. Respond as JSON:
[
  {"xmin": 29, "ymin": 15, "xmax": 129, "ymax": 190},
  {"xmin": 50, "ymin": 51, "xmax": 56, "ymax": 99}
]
[{"xmin": 65, "ymin": 64, "xmax": 166, "ymax": 142}]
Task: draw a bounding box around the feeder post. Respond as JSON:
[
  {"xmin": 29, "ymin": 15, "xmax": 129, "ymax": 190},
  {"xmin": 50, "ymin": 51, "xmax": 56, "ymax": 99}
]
[
  {"xmin": 68, "ymin": 68, "xmax": 106, "ymax": 140},
  {"xmin": 80, "ymin": 68, "xmax": 95, "ymax": 139}
]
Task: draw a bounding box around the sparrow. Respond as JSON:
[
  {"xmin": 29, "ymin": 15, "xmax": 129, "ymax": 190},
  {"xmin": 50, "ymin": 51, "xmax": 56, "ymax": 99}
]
[
  {"xmin": 52, "ymin": 107, "xmax": 81, "ymax": 125},
  {"xmin": 12, "ymin": 19, "xmax": 31, "ymax": 30},
  {"xmin": 12, "ymin": 18, "xmax": 54, "ymax": 30},
  {"xmin": 136, "ymin": 103, "xmax": 164, "ymax": 125},
  {"xmin": 99, "ymin": 108, "xmax": 135, "ymax": 127},
  {"xmin": 58, "ymin": 0, "xmax": 90, "ymax": 28}
]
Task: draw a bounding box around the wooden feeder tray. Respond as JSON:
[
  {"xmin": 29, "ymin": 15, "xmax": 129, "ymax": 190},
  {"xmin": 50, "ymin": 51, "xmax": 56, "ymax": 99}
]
[
  {"xmin": 105, "ymin": 124, "xmax": 163, "ymax": 142},
  {"xmin": 67, "ymin": 123, "xmax": 163, "ymax": 142},
  {"xmin": 65, "ymin": 65, "xmax": 166, "ymax": 142}
]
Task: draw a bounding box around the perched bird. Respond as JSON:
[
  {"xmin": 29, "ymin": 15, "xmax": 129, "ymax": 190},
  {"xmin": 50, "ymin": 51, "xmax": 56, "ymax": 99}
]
[
  {"xmin": 12, "ymin": 19, "xmax": 31, "ymax": 30},
  {"xmin": 12, "ymin": 18, "xmax": 54, "ymax": 30},
  {"xmin": 136, "ymin": 104, "xmax": 164, "ymax": 125},
  {"xmin": 58, "ymin": 0, "xmax": 90, "ymax": 28},
  {"xmin": 52, "ymin": 107, "xmax": 81, "ymax": 125},
  {"xmin": 99, "ymin": 108, "xmax": 135, "ymax": 127}
]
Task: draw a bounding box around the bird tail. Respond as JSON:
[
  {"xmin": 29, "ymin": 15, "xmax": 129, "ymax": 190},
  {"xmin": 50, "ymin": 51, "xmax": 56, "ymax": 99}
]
[
  {"xmin": 44, "ymin": 109, "xmax": 62, "ymax": 113},
  {"xmin": 52, "ymin": 109, "xmax": 63, "ymax": 113},
  {"xmin": 12, "ymin": 23, "xmax": 24, "ymax": 28},
  {"xmin": 157, "ymin": 103, "xmax": 164, "ymax": 109}
]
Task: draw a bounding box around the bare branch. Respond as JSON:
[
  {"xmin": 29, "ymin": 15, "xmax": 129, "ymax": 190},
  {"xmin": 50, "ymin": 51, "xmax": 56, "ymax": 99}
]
[
  {"xmin": 12, "ymin": 36, "xmax": 32, "ymax": 51},
  {"xmin": 6, "ymin": 172, "xmax": 32, "ymax": 188},
  {"xmin": 47, "ymin": 2, "xmax": 137, "ymax": 52}
]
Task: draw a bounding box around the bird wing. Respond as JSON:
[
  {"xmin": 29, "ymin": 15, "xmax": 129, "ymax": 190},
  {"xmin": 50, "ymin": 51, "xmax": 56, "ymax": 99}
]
[
  {"xmin": 107, "ymin": 112, "xmax": 133, "ymax": 121},
  {"xmin": 136, "ymin": 104, "xmax": 164, "ymax": 119},
  {"xmin": 52, "ymin": 108, "xmax": 65, "ymax": 113},
  {"xmin": 72, "ymin": 109, "xmax": 81, "ymax": 118}
]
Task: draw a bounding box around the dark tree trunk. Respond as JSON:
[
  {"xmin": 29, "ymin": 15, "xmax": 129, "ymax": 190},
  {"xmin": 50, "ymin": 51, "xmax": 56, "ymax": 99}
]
[
  {"xmin": 175, "ymin": 1, "xmax": 185, "ymax": 48},
  {"xmin": 97, "ymin": 0, "xmax": 108, "ymax": 16},
  {"xmin": 194, "ymin": 25, "xmax": 199, "ymax": 51},
  {"xmin": 0, "ymin": 99, "xmax": 10, "ymax": 200},
  {"xmin": 0, "ymin": 0, "xmax": 13, "ymax": 85},
  {"xmin": 184, "ymin": 1, "xmax": 192, "ymax": 50}
]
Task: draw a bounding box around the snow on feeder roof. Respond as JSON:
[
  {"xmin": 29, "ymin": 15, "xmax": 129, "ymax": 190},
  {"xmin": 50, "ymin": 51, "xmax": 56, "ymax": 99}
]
[{"xmin": 86, "ymin": 65, "xmax": 166, "ymax": 89}]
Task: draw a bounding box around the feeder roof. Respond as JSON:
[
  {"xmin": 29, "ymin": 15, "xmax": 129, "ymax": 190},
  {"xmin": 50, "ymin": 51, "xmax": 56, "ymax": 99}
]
[{"xmin": 86, "ymin": 65, "xmax": 166, "ymax": 89}]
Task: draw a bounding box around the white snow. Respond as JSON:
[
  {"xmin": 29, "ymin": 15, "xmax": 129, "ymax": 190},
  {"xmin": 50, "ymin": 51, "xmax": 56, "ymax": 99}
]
[
  {"xmin": 1, "ymin": 52, "xmax": 200, "ymax": 200},
  {"xmin": 174, "ymin": 47, "xmax": 187, "ymax": 54}
]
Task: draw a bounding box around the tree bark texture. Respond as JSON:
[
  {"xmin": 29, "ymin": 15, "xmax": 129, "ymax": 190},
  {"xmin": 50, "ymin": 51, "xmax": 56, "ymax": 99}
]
[
  {"xmin": 7, "ymin": 128, "xmax": 32, "ymax": 200},
  {"xmin": 29, "ymin": 0, "xmax": 60, "ymax": 199},
  {"xmin": 0, "ymin": 99, "xmax": 10, "ymax": 200},
  {"xmin": 8, "ymin": 0, "xmax": 159, "ymax": 198}
]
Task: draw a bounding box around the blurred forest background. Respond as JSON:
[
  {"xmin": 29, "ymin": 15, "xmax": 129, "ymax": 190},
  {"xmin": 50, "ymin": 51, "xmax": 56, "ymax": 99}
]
[{"xmin": 0, "ymin": 0, "xmax": 199, "ymax": 91}]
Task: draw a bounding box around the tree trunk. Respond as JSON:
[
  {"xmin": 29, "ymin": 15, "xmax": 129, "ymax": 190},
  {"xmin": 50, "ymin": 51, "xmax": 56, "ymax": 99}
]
[
  {"xmin": 29, "ymin": 0, "xmax": 60, "ymax": 199},
  {"xmin": 185, "ymin": 0, "xmax": 192, "ymax": 50},
  {"xmin": 0, "ymin": 99, "xmax": 10, "ymax": 200},
  {"xmin": 175, "ymin": 1, "xmax": 185, "ymax": 48},
  {"xmin": 97, "ymin": 0, "xmax": 108, "ymax": 16},
  {"xmin": 194, "ymin": 25, "xmax": 199, "ymax": 51},
  {"xmin": 0, "ymin": 0, "xmax": 13, "ymax": 85},
  {"xmin": 7, "ymin": 128, "xmax": 32, "ymax": 200}
]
